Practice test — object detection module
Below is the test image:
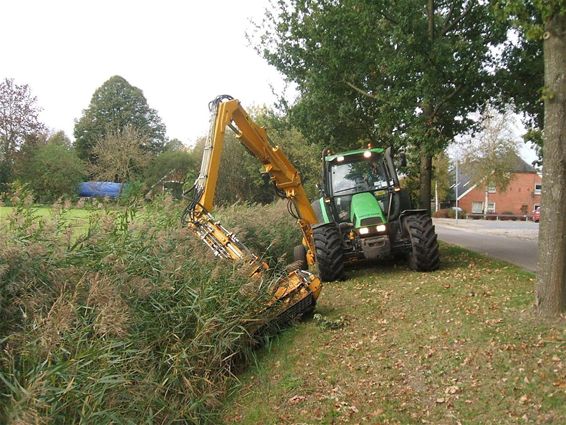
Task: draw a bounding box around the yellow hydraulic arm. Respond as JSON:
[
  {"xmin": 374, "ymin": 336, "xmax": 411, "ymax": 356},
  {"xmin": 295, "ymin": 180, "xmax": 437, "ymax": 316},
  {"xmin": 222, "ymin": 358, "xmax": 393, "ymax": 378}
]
[{"xmin": 183, "ymin": 95, "xmax": 321, "ymax": 322}]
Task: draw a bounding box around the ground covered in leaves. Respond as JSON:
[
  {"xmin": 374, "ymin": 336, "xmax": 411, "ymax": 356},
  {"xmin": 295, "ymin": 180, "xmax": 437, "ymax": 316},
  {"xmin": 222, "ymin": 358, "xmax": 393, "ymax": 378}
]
[{"xmin": 223, "ymin": 245, "xmax": 566, "ymax": 424}]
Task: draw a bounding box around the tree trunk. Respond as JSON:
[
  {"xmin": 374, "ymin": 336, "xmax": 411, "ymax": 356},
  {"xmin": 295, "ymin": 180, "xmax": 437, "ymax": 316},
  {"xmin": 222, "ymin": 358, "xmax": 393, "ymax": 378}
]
[
  {"xmin": 418, "ymin": 1, "xmax": 434, "ymax": 216},
  {"xmin": 419, "ymin": 146, "xmax": 432, "ymax": 214},
  {"xmin": 536, "ymin": 12, "xmax": 566, "ymax": 315}
]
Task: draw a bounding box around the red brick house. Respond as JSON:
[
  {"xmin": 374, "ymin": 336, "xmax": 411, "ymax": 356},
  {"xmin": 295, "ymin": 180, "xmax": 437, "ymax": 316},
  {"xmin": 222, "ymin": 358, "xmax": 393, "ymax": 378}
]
[{"xmin": 457, "ymin": 158, "xmax": 542, "ymax": 216}]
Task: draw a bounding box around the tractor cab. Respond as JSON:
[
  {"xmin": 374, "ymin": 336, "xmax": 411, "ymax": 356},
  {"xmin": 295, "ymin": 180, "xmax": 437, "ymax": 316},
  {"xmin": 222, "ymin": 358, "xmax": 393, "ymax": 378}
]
[
  {"xmin": 325, "ymin": 148, "xmax": 391, "ymax": 228},
  {"xmin": 309, "ymin": 146, "xmax": 439, "ymax": 273}
]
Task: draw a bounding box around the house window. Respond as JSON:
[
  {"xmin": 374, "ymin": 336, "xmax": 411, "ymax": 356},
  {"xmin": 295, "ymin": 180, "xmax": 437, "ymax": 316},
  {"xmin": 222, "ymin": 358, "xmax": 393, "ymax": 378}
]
[
  {"xmin": 472, "ymin": 201, "xmax": 483, "ymax": 214},
  {"xmin": 487, "ymin": 183, "xmax": 496, "ymax": 193},
  {"xmin": 534, "ymin": 183, "xmax": 542, "ymax": 195},
  {"xmin": 487, "ymin": 202, "xmax": 496, "ymax": 213}
]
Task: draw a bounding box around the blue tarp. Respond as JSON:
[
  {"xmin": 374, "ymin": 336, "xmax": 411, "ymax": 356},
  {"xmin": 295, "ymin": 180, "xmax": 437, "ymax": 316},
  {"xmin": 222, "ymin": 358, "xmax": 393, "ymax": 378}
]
[{"xmin": 78, "ymin": 182, "xmax": 124, "ymax": 199}]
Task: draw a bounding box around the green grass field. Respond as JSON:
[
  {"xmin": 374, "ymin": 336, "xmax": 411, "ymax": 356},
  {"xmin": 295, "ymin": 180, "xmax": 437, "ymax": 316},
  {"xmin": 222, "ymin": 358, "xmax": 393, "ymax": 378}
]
[
  {"xmin": 223, "ymin": 244, "xmax": 566, "ymax": 424},
  {"xmin": 1, "ymin": 205, "xmax": 94, "ymax": 236}
]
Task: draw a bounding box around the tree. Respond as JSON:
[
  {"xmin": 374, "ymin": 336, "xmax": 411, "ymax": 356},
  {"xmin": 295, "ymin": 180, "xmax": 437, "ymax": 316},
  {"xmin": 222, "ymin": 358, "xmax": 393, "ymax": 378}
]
[
  {"xmin": 496, "ymin": 4, "xmax": 545, "ymax": 163},
  {"xmin": 47, "ymin": 130, "xmax": 72, "ymax": 147},
  {"xmin": 536, "ymin": 4, "xmax": 566, "ymax": 315},
  {"xmin": 432, "ymin": 151, "xmax": 453, "ymax": 211},
  {"xmin": 0, "ymin": 78, "xmax": 46, "ymax": 190},
  {"xmin": 74, "ymin": 76, "xmax": 166, "ymax": 163},
  {"xmin": 460, "ymin": 107, "xmax": 521, "ymax": 191},
  {"xmin": 253, "ymin": 107, "xmax": 322, "ymax": 199},
  {"xmin": 192, "ymin": 131, "xmax": 275, "ymax": 205},
  {"xmin": 496, "ymin": 1, "xmax": 566, "ymax": 315},
  {"xmin": 144, "ymin": 150, "xmax": 196, "ymax": 188},
  {"xmin": 254, "ymin": 0, "xmax": 507, "ymax": 212},
  {"xmin": 163, "ymin": 138, "xmax": 186, "ymax": 152},
  {"xmin": 89, "ymin": 127, "xmax": 151, "ymax": 182},
  {"xmin": 18, "ymin": 143, "xmax": 85, "ymax": 202}
]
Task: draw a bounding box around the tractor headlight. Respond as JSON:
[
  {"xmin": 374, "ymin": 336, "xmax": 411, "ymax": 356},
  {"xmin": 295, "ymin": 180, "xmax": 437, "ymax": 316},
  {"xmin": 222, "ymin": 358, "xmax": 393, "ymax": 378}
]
[
  {"xmin": 363, "ymin": 150, "xmax": 372, "ymax": 158},
  {"xmin": 337, "ymin": 155, "xmax": 345, "ymax": 162},
  {"xmin": 376, "ymin": 224, "xmax": 387, "ymax": 232},
  {"xmin": 359, "ymin": 227, "xmax": 370, "ymax": 235}
]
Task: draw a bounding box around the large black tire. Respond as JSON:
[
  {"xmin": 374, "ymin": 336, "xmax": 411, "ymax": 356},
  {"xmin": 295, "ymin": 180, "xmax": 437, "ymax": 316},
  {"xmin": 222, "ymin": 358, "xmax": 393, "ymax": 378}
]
[
  {"xmin": 313, "ymin": 223, "xmax": 344, "ymax": 282},
  {"xmin": 404, "ymin": 214, "xmax": 440, "ymax": 272}
]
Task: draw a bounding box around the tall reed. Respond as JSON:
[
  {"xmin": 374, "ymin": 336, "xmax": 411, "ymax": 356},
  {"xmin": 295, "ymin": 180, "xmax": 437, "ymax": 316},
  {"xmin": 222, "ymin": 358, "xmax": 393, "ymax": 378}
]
[{"xmin": 0, "ymin": 190, "xmax": 297, "ymax": 424}]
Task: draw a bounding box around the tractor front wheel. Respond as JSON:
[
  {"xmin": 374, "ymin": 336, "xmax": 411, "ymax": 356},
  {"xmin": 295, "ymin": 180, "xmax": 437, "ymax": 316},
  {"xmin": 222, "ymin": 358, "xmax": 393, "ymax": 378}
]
[
  {"xmin": 313, "ymin": 223, "xmax": 344, "ymax": 282},
  {"xmin": 404, "ymin": 215, "xmax": 440, "ymax": 272}
]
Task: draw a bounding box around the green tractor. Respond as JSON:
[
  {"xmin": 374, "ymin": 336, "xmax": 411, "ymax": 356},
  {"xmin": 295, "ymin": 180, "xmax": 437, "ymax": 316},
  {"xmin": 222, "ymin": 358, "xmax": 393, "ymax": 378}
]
[{"xmin": 304, "ymin": 146, "xmax": 440, "ymax": 281}]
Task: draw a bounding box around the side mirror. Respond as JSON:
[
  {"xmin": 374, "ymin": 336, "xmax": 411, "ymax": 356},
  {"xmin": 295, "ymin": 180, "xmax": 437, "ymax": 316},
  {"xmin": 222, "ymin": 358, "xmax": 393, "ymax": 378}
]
[{"xmin": 316, "ymin": 183, "xmax": 326, "ymax": 197}]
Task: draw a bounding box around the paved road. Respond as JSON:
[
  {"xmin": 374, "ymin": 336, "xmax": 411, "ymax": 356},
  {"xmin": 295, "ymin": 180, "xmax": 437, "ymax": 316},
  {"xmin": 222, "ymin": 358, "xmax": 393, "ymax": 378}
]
[{"xmin": 433, "ymin": 218, "xmax": 539, "ymax": 272}]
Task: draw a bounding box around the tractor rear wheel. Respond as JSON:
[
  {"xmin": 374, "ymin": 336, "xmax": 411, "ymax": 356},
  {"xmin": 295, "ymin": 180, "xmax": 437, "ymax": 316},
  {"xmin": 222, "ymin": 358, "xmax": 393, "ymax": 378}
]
[
  {"xmin": 313, "ymin": 223, "xmax": 344, "ymax": 282},
  {"xmin": 404, "ymin": 214, "xmax": 440, "ymax": 272}
]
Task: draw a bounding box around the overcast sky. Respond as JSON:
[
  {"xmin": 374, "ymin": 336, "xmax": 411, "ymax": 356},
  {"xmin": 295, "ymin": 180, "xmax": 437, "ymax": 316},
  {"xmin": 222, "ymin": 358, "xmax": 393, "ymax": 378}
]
[
  {"xmin": 3, "ymin": 0, "xmax": 537, "ymax": 163},
  {"xmin": 2, "ymin": 0, "xmax": 285, "ymax": 145}
]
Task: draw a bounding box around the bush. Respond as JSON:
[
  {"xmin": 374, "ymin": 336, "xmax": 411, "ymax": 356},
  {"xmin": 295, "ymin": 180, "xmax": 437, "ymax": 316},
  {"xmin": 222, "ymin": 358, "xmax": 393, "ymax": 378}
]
[
  {"xmin": 0, "ymin": 191, "xmax": 291, "ymax": 423},
  {"xmin": 432, "ymin": 208, "xmax": 450, "ymax": 218},
  {"xmin": 17, "ymin": 143, "xmax": 86, "ymax": 202},
  {"xmin": 433, "ymin": 208, "xmax": 466, "ymax": 219}
]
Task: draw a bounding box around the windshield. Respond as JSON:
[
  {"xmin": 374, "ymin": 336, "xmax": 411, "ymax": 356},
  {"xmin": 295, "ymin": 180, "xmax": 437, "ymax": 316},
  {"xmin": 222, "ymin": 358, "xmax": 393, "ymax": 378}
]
[{"xmin": 330, "ymin": 157, "xmax": 389, "ymax": 196}]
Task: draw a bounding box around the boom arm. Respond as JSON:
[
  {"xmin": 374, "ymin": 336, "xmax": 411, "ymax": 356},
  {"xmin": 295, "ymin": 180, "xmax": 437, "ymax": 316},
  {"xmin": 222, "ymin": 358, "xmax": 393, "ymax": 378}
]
[
  {"xmin": 183, "ymin": 95, "xmax": 321, "ymax": 322},
  {"xmin": 188, "ymin": 95, "xmax": 318, "ymax": 265}
]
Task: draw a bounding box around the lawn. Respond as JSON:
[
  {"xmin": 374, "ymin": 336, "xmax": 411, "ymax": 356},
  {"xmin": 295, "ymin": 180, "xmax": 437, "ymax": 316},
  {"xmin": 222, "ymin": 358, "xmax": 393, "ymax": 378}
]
[
  {"xmin": 1, "ymin": 205, "xmax": 94, "ymax": 235},
  {"xmin": 223, "ymin": 244, "xmax": 566, "ymax": 424}
]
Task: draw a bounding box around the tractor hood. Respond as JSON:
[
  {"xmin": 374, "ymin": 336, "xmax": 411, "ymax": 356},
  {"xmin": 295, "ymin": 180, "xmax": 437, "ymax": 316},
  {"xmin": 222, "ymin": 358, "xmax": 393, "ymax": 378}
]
[{"xmin": 350, "ymin": 192, "xmax": 386, "ymax": 228}]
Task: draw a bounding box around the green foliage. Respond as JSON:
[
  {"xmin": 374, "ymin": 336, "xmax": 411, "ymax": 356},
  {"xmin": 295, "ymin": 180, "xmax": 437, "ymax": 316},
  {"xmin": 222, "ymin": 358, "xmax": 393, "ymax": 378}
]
[
  {"xmin": 523, "ymin": 128, "xmax": 543, "ymax": 164},
  {"xmin": 74, "ymin": 76, "xmax": 167, "ymax": 163},
  {"xmin": 253, "ymin": 0, "xmax": 508, "ymax": 209},
  {"xmin": 163, "ymin": 138, "xmax": 186, "ymax": 152},
  {"xmin": 253, "ymin": 108, "xmax": 322, "ymax": 200},
  {"xmin": 46, "ymin": 130, "xmax": 72, "ymax": 147},
  {"xmin": 433, "ymin": 151, "xmax": 454, "ymax": 202},
  {"xmin": 494, "ymin": 0, "xmax": 566, "ymax": 39},
  {"xmin": 144, "ymin": 149, "xmax": 196, "ymax": 189},
  {"xmin": 494, "ymin": 2, "xmax": 544, "ymax": 162},
  {"xmin": 254, "ymin": 1, "xmax": 507, "ymax": 153},
  {"xmin": 17, "ymin": 143, "xmax": 85, "ymax": 202},
  {"xmin": 0, "ymin": 192, "xmax": 297, "ymax": 423},
  {"xmin": 192, "ymin": 132, "xmax": 275, "ymax": 205}
]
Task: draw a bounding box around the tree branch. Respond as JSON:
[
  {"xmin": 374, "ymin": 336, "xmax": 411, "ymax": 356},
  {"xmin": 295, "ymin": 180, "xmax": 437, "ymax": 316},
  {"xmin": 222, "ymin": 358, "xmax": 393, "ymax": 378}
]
[
  {"xmin": 375, "ymin": 9, "xmax": 399, "ymax": 26},
  {"xmin": 440, "ymin": 2, "xmax": 474, "ymax": 36},
  {"xmin": 442, "ymin": 2, "xmax": 457, "ymax": 33},
  {"xmin": 431, "ymin": 84, "xmax": 464, "ymax": 120},
  {"xmin": 344, "ymin": 80, "xmax": 381, "ymax": 100}
]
